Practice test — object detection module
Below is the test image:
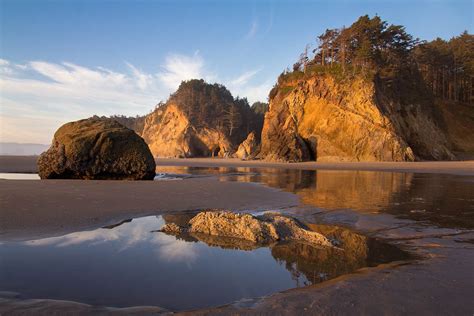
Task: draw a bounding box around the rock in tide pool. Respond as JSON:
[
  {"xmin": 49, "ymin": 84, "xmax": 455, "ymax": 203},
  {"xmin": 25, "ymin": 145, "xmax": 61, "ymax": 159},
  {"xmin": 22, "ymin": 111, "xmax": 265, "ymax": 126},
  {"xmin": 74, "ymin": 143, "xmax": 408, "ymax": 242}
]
[
  {"xmin": 38, "ymin": 118, "xmax": 156, "ymax": 180},
  {"xmin": 160, "ymin": 211, "xmax": 334, "ymax": 247}
]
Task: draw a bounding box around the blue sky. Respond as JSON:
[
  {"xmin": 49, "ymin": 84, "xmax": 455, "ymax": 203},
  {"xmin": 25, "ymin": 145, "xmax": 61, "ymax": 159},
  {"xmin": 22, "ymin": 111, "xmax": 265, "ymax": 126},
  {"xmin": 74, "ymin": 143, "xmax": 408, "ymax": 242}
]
[{"xmin": 1, "ymin": 0, "xmax": 472, "ymax": 143}]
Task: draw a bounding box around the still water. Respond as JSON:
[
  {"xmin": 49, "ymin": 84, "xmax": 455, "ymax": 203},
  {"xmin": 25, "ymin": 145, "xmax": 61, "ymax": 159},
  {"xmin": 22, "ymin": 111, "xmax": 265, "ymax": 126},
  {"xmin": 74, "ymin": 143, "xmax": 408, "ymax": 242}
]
[
  {"xmin": 0, "ymin": 214, "xmax": 405, "ymax": 311},
  {"xmin": 156, "ymin": 166, "xmax": 474, "ymax": 229},
  {"xmin": 2, "ymin": 166, "xmax": 471, "ymax": 311}
]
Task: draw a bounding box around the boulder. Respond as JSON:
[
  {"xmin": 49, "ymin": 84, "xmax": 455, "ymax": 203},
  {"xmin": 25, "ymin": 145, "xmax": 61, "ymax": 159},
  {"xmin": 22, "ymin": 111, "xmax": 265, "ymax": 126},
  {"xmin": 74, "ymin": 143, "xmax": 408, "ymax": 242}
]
[
  {"xmin": 38, "ymin": 118, "xmax": 156, "ymax": 180},
  {"xmin": 235, "ymin": 132, "xmax": 260, "ymax": 160},
  {"xmin": 160, "ymin": 211, "xmax": 333, "ymax": 247}
]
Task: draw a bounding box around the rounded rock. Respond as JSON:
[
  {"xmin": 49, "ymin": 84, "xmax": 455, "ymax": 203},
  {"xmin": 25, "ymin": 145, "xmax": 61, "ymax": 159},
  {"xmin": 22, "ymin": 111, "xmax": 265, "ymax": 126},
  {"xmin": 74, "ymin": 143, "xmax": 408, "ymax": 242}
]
[{"xmin": 38, "ymin": 118, "xmax": 156, "ymax": 180}]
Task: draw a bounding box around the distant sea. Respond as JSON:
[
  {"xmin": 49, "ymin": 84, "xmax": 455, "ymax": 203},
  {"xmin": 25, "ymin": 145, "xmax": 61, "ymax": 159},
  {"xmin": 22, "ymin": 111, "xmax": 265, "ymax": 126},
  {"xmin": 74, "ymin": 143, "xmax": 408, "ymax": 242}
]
[{"xmin": 0, "ymin": 143, "xmax": 49, "ymax": 155}]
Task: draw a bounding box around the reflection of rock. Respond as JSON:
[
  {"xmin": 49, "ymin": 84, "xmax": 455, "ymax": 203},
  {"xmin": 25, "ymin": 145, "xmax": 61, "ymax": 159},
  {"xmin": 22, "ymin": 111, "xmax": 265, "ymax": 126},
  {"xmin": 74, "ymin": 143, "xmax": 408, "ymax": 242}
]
[
  {"xmin": 188, "ymin": 233, "xmax": 260, "ymax": 251},
  {"xmin": 38, "ymin": 118, "xmax": 156, "ymax": 180},
  {"xmin": 160, "ymin": 211, "xmax": 333, "ymax": 247},
  {"xmin": 159, "ymin": 211, "xmax": 410, "ymax": 286},
  {"xmin": 235, "ymin": 132, "xmax": 260, "ymax": 160},
  {"xmin": 102, "ymin": 219, "xmax": 133, "ymax": 229},
  {"xmin": 161, "ymin": 213, "xmax": 196, "ymax": 228}
]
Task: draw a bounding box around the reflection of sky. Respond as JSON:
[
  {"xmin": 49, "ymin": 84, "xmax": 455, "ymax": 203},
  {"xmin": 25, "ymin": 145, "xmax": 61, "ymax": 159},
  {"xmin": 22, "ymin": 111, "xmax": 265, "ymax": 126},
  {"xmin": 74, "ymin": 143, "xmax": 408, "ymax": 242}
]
[
  {"xmin": 0, "ymin": 215, "xmax": 304, "ymax": 310},
  {"xmin": 22, "ymin": 216, "xmax": 199, "ymax": 263},
  {"xmin": 0, "ymin": 173, "xmax": 40, "ymax": 180}
]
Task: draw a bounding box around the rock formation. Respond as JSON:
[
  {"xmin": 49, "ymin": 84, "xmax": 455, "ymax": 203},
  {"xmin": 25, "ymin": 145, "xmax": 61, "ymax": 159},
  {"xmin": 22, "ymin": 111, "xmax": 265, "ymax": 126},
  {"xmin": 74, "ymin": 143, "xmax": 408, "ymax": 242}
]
[
  {"xmin": 160, "ymin": 211, "xmax": 334, "ymax": 247},
  {"xmin": 260, "ymin": 74, "xmax": 455, "ymax": 162},
  {"xmin": 235, "ymin": 132, "xmax": 259, "ymax": 159},
  {"xmin": 159, "ymin": 211, "xmax": 410, "ymax": 285},
  {"xmin": 141, "ymin": 79, "xmax": 263, "ymax": 158},
  {"xmin": 38, "ymin": 118, "xmax": 156, "ymax": 180}
]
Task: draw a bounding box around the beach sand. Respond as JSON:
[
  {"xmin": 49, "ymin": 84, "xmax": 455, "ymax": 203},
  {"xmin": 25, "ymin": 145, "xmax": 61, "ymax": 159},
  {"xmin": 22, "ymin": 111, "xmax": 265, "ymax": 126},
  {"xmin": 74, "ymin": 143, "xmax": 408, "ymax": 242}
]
[
  {"xmin": 0, "ymin": 155, "xmax": 473, "ymax": 315},
  {"xmin": 2, "ymin": 155, "xmax": 473, "ymax": 175},
  {"xmin": 0, "ymin": 178, "xmax": 297, "ymax": 241}
]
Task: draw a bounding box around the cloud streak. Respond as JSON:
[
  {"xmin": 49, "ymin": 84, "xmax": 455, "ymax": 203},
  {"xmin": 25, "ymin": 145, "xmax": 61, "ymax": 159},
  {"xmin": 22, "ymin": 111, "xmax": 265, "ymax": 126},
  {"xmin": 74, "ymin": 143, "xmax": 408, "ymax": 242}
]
[
  {"xmin": 244, "ymin": 19, "xmax": 258, "ymax": 40},
  {"xmin": 0, "ymin": 54, "xmax": 271, "ymax": 143}
]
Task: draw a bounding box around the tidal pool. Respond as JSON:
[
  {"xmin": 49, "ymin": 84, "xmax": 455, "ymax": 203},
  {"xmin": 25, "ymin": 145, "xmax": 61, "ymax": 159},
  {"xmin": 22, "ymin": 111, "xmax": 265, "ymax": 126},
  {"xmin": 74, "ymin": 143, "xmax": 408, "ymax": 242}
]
[
  {"xmin": 156, "ymin": 166, "xmax": 474, "ymax": 229},
  {"xmin": 0, "ymin": 214, "xmax": 407, "ymax": 311}
]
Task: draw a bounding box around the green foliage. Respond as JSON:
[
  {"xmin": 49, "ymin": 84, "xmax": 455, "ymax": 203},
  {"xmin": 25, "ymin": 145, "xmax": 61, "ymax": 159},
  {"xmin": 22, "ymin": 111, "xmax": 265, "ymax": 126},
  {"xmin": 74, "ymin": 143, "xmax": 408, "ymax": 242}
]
[
  {"xmin": 270, "ymin": 15, "xmax": 472, "ymax": 104},
  {"xmin": 251, "ymin": 102, "xmax": 269, "ymax": 115},
  {"xmin": 279, "ymin": 86, "xmax": 295, "ymax": 96},
  {"xmin": 92, "ymin": 114, "xmax": 146, "ymax": 134},
  {"xmin": 413, "ymin": 31, "xmax": 473, "ymax": 103},
  {"xmin": 167, "ymin": 79, "xmax": 263, "ymax": 143}
]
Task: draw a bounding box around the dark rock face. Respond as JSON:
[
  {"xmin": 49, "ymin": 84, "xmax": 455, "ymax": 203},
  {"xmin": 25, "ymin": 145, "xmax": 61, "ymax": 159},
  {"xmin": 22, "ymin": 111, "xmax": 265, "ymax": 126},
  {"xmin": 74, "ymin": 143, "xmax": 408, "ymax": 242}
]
[{"xmin": 38, "ymin": 118, "xmax": 156, "ymax": 180}]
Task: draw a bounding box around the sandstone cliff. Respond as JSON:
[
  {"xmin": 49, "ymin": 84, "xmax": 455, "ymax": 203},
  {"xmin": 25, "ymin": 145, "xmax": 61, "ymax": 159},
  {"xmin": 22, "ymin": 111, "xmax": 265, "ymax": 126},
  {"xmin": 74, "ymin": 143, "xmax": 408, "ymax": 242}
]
[
  {"xmin": 260, "ymin": 73, "xmax": 455, "ymax": 162},
  {"xmin": 141, "ymin": 79, "xmax": 262, "ymax": 158}
]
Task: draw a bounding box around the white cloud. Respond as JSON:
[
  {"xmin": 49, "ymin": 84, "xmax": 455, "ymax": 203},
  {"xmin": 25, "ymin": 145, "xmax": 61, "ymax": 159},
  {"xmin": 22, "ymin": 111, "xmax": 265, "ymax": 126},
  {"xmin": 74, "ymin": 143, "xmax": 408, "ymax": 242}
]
[
  {"xmin": 0, "ymin": 54, "xmax": 271, "ymax": 143},
  {"xmin": 233, "ymin": 80, "xmax": 273, "ymax": 104},
  {"xmin": 244, "ymin": 19, "xmax": 258, "ymax": 40},
  {"xmin": 230, "ymin": 68, "xmax": 261, "ymax": 86},
  {"xmin": 22, "ymin": 216, "xmax": 199, "ymax": 263},
  {"xmin": 126, "ymin": 62, "xmax": 153, "ymax": 90},
  {"xmin": 0, "ymin": 59, "xmax": 14, "ymax": 75},
  {"xmin": 157, "ymin": 51, "xmax": 215, "ymax": 90},
  {"xmin": 228, "ymin": 68, "xmax": 272, "ymax": 103}
]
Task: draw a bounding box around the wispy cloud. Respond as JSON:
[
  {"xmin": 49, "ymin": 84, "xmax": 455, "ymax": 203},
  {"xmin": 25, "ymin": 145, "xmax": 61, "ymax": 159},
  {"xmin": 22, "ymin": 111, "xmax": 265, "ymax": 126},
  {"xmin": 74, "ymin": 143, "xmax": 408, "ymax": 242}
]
[
  {"xmin": 0, "ymin": 54, "xmax": 271, "ymax": 143},
  {"xmin": 158, "ymin": 51, "xmax": 215, "ymax": 90},
  {"xmin": 22, "ymin": 216, "xmax": 199, "ymax": 263},
  {"xmin": 244, "ymin": 19, "xmax": 258, "ymax": 40},
  {"xmin": 230, "ymin": 68, "xmax": 261, "ymax": 86}
]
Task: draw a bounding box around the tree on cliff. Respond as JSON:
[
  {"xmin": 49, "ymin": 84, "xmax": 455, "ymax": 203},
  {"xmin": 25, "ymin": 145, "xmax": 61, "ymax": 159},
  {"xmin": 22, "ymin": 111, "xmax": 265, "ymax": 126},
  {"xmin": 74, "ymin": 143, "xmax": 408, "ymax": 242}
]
[
  {"xmin": 313, "ymin": 15, "xmax": 418, "ymax": 72},
  {"xmin": 414, "ymin": 31, "xmax": 473, "ymax": 103},
  {"xmin": 166, "ymin": 79, "xmax": 263, "ymax": 142},
  {"xmin": 222, "ymin": 104, "xmax": 242, "ymax": 136},
  {"xmin": 286, "ymin": 15, "xmax": 472, "ymax": 104}
]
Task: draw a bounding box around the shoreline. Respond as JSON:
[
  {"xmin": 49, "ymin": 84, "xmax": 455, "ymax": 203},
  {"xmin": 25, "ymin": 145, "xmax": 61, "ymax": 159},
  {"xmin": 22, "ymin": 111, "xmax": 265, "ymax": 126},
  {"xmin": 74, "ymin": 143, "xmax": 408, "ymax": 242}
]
[
  {"xmin": 1, "ymin": 155, "xmax": 474, "ymax": 176},
  {"xmin": 156, "ymin": 158, "xmax": 474, "ymax": 176},
  {"xmin": 1, "ymin": 157, "xmax": 473, "ymax": 314}
]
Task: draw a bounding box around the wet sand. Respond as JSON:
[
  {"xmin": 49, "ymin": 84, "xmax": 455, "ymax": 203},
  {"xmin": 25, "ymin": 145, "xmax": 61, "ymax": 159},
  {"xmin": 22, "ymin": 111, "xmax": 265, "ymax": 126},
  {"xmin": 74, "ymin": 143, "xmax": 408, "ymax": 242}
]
[
  {"xmin": 0, "ymin": 178, "xmax": 297, "ymax": 241},
  {"xmin": 1, "ymin": 156, "xmax": 473, "ymax": 315},
  {"xmin": 0, "ymin": 156, "xmax": 38, "ymax": 173},
  {"xmin": 156, "ymin": 158, "xmax": 474, "ymax": 176},
  {"xmin": 2, "ymin": 155, "xmax": 474, "ymax": 175}
]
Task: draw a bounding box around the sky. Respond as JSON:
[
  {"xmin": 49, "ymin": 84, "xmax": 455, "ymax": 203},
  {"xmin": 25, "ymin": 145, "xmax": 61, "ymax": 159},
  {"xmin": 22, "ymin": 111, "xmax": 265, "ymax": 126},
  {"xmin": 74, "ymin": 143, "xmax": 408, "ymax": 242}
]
[{"xmin": 1, "ymin": 0, "xmax": 472, "ymax": 144}]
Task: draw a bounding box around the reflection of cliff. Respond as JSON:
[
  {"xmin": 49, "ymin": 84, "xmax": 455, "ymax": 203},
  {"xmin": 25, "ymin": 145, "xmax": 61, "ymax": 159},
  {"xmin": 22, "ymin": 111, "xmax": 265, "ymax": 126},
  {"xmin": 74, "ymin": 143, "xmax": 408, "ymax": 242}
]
[
  {"xmin": 157, "ymin": 166, "xmax": 473, "ymax": 229},
  {"xmin": 297, "ymin": 171, "xmax": 412, "ymax": 213},
  {"xmin": 160, "ymin": 213, "xmax": 408, "ymax": 285},
  {"xmin": 382, "ymin": 174, "xmax": 474, "ymax": 229},
  {"xmin": 216, "ymin": 168, "xmax": 412, "ymax": 213}
]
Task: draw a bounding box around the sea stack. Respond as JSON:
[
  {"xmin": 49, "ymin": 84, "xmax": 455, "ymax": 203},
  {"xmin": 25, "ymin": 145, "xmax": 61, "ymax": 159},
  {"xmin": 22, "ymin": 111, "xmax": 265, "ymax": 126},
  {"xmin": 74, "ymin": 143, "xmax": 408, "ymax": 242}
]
[
  {"xmin": 141, "ymin": 79, "xmax": 263, "ymax": 158},
  {"xmin": 38, "ymin": 117, "xmax": 156, "ymax": 180}
]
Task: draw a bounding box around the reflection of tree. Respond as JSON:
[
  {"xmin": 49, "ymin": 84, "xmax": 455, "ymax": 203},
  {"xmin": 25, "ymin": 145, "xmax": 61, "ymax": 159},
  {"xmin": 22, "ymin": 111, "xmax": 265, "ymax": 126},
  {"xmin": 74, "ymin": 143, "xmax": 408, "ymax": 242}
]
[{"xmin": 160, "ymin": 213, "xmax": 408, "ymax": 286}]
